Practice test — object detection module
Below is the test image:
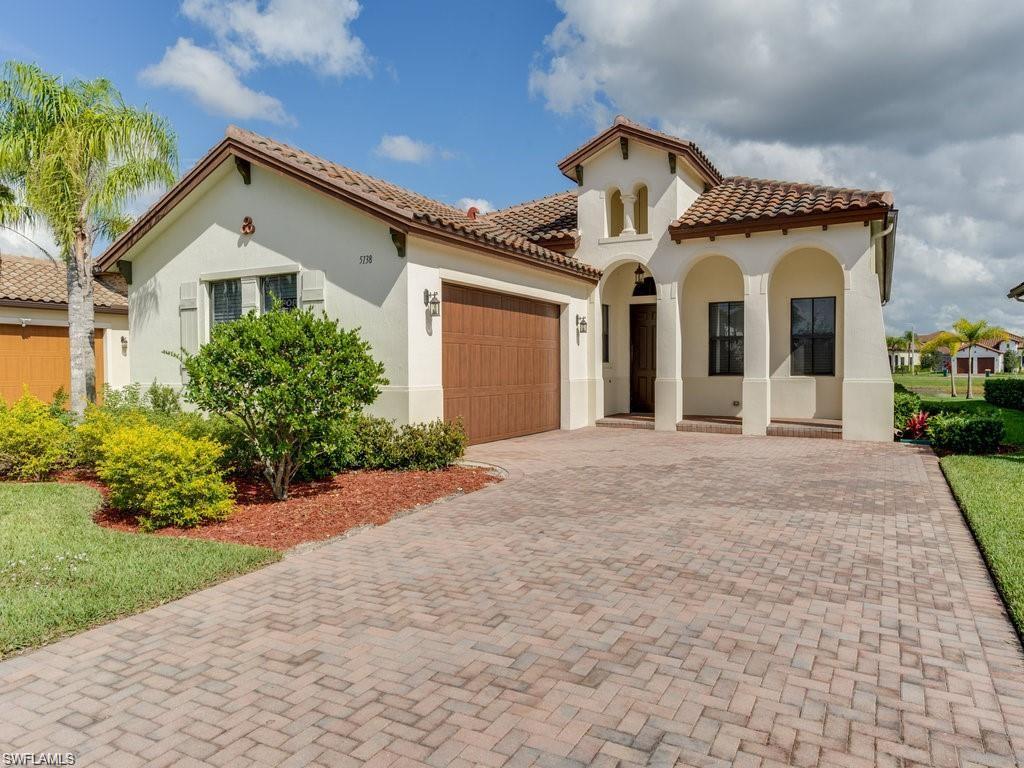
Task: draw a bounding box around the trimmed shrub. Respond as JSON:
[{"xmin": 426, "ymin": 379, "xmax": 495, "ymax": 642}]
[
  {"xmin": 174, "ymin": 308, "xmax": 387, "ymax": 500},
  {"xmin": 927, "ymin": 412, "xmax": 1004, "ymax": 455},
  {"xmin": 97, "ymin": 423, "xmax": 233, "ymax": 530},
  {"xmin": 74, "ymin": 406, "xmax": 150, "ymax": 469},
  {"xmin": 894, "ymin": 389, "xmax": 922, "ymax": 431},
  {"xmin": 984, "ymin": 378, "xmax": 1024, "ymax": 411},
  {"xmin": 0, "ymin": 392, "xmax": 72, "ymax": 479},
  {"xmin": 351, "ymin": 416, "xmax": 467, "ymax": 471}
]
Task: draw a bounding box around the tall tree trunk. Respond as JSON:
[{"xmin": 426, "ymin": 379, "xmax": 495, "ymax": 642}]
[
  {"xmin": 67, "ymin": 229, "xmax": 96, "ymax": 418},
  {"xmin": 965, "ymin": 346, "xmax": 974, "ymax": 399},
  {"xmin": 950, "ymin": 364, "xmax": 957, "ymax": 397}
]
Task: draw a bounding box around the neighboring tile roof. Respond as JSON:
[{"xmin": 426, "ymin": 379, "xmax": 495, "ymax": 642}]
[
  {"xmin": 482, "ymin": 191, "xmax": 578, "ymax": 245},
  {"xmin": 557, "ymin": 115, "xmax": 723, "ymax": 186},
  {"xmin": 0, "ymin": 254, "xmax": 127, "ymax": 311},
  {"xmin": 98, "ymin": 127, "xmax": 600, "ymax": 281},
  {"xmin": 671, "ymin": 176, "xmax": 894, "ymax": 239}
]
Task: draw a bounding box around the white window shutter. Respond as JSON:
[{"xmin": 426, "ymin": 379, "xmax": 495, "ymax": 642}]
[
  {"xmin": 178, "ymin": 282, "xmax": 199, "ymax": 381},
  {"xmin": 300, "ymin": 269, "xmax": 325, "ymax": 313},
  {"xmin": 240, "ymin": 276, "xmax": 260, "ymax": 315}
]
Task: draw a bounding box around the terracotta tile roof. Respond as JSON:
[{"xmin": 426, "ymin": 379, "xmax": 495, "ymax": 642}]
[
  {"xmin": 557, "ymin": 115, "xmax": 723, "ymax": 186},
  {"xmin": 482, "ymin": 191, "xmax": 578, "ymax": 245},
  {"xmin": 671, "ymin": 176, "xmax": 894, "ymax": 239},
  {"xmin": 0, "ymin": 254, "xmax": 127, "ymax": 311},
  {"xmin": 98, "ymin": 127, "xmax": 598, "ymax": 281}
]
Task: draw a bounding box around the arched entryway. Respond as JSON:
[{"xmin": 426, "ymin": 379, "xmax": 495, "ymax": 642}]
[{"xmin": 599, "ymin": 260, "xmax": 657, "ymax": 415}]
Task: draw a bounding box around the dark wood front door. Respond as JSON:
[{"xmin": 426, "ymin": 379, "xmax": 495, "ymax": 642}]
[
  {"xmin": 442, "ymin": 283, "xmax": 561, "ymax": 445},
  {"xmin": 629, "ymin": 304, "xmax": 657, "ymax": 413}
]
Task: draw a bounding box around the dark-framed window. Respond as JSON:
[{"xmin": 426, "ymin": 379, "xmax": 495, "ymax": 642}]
[
  {"xmin": 601, "ymin": 304, "xmax": 610, "ymax": 363},
  {"xmin": 709, "ymin": 301, "xmax": 744, "ymax": 375},
  {"xmin": 261, "ymin": 273, "xmax": 298, "ymax": 312},
  {"xmin": 210, "ymin": 279, "xmax": 242, "ymax": 327},
  {"xmin": 791, "ymin": 297, "xmax": 836, "ymax": 375}
]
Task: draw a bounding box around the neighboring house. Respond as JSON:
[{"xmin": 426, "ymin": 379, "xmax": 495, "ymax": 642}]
[
  {"xmin": 919, "ymin": 329, "xmax": 1022, "ymax": 374},
  {"xmin": 0, "ymin": 254, "xmax": 130, "ymax": 404},
  {"xmin": 887, "ymin": 345, "xmax": 920, "ymax": 370},
  {"xmin": 95, "ymin": 117, "xmax": 898, "ymax": 443}
]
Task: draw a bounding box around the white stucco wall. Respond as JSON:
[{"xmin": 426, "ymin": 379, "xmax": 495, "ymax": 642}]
[{"xmin": 122, "ymin": 159, "xmax": 594, "ymax": 428}]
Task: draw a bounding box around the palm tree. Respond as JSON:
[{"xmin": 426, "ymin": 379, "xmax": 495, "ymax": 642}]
[
  {"xmin": 0, "ymin": 62, "xmax": 177, "ymax": 416},
  {"xmin": 921, "ymin": 333, "xmax": 963, "ymax": 397},
  {"xmin": 886, "ymin": 335, "xmax": 906, "ymax": 372},
  {"xmin": 921, "ymin": 319, "xmax": 1009, "ymax": 399}
]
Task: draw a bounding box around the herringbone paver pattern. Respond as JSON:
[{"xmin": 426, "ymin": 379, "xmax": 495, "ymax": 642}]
[{"xmin": 3, "ymin": 429, "xmax": 1024, "ymax": 767}]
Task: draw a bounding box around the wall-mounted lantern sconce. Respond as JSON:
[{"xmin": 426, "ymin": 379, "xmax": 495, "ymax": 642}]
[
  {"xmin": 121, "ymin": 335, "xmax": 129, "ymax": 355},
  {"xmin": 424, "ymin": 289, "xmax": 441, "ymax": 317},
  {"xmin": 576, "ymin": 314, "xmax": 588, "ymax": 334},
  {"xmin": 634, "ymin": 264, "xmax": 646, "ymax": 286},
  {"xmin": 240, "ymin": 216, "xmax": 255, "ymax": 235}
]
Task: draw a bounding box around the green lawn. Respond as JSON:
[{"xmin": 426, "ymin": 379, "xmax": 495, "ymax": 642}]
[
  {"xmin": 941, "ymin": 454, "xmax": 1024, "ymax": 634},
  {"xmin": 0, "ymin": 483, "xmax": 279, "ymax": 658},
  {"xmin": 894, "ymin": 370, "xmax": 1021, "ymax": 398}
]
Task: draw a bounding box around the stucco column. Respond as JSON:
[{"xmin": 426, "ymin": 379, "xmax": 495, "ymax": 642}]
[
  {"xmin": 620, "ymin": 193, "xmax": 637, "ymax": 236},
  {"xmin": 587, "ymin": 283, "xmax": 604, "ymax": 424},
  {"xmin": 842, "ymin": 250, "xmax": 894, "ymax": 441},
  {"xmin": 742, "ymin": 273, "xmax": 770, "ymax": 435},
  {"xmin": 654, "ymin": 281, "xmax": 682, "ymax": 431}
]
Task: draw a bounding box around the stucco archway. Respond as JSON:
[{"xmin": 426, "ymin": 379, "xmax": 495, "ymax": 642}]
[
  {"xmin": 768, "ymin": 247, "xmax": 844, "ymax": 420},
  {"xmin": 680, "ymin": 254, "xmax": 745, "ymax": 418},
  {"xmin": 600, "ymin": 260, "xmax": 657, "ymax": 415}
]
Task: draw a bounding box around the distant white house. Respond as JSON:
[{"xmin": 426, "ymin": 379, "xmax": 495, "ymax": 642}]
[{"xmin": 918, "ymin": 330, "xmax": 1022, "ymax": 374}]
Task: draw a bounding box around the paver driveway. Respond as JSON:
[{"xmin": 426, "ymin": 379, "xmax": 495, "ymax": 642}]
[{"xmin": 3, "ymin": 429, "xmax": 1024, "ymax": 767}]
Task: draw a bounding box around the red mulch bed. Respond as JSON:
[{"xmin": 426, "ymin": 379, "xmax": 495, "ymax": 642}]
[{"xmin": 91, "ymin": 466, "xmax": 499, "ymax": 550}]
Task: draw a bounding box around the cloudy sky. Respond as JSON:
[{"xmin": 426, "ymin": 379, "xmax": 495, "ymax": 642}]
[{"xmin": 3, "ymin": 0, "xmax": 1023, "ymax": 334}]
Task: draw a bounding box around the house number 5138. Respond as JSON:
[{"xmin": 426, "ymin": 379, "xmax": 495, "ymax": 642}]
[{"xmin": 359, "ymin": 254, "xmax": 373, "ymax": 264}]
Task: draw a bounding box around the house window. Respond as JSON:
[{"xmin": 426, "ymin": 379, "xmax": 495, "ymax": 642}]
[
  {"xmin": 791, "ymin": 297, "xmax": 836, "ymax": 375},
  {"xmin": 633, "ymin": 184, "xmax": 648, "ymax": 235},
  {"xmin": 601, "ymin": 304, "xmax": 610, "ymax": 363},
  {"xmin": 709, "ymin": 301, "xmax": 744, "ymax": 375},
  {"xmin": 210, "ymin": 279, "xmax": 242, "ymax": 327},
  {"xmin": 608, "ymin": 189, "xmax": 624, "ymax": 237},
  {"xmin": 261, "ymin": 273, "xmax": 298, "ymax": 312}
]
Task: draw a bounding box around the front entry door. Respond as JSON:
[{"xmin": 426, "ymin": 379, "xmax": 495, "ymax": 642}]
[{"xmin": 630, "ymin": 304, "xmax": 657, "ymax": 413}]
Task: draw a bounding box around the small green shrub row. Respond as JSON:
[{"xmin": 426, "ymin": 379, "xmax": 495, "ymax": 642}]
[
  {"xmin": 984, "ymin": 378, "xmax": 1024, "ymax": 411},
  {"xmin": 352, "ymin": 416, "xmax": 467, "ymax": 471},
  {"xmin": 894, "ymin": 389, "xmax": 922, "ymax": 431},
  {"xmin": 927, "ymin": 412, "xmax": 1005, "ymax": 454}
]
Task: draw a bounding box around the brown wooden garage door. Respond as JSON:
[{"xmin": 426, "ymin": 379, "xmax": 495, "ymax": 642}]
[
  {"xmin": 442, "ymin": 284, "xmax": 560, "ymax": 445},
  {"xmin": 957, "ymin": 356, "xmax": 995, "ymax": 374},
  {"xmin": 0, "ymin": 325, "xmax": 104, "ymax": 404}
]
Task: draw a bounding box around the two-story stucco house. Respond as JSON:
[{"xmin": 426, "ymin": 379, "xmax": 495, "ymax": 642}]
[{"xmin": 96, "ymin": 117, "xmax": 898, "ymax": 443}]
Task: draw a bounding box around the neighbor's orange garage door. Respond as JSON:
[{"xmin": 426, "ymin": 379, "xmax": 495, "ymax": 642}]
[
  {"xmin": 957, "ymin": 357, "xmax": 995, "ymax": 375},
  {"xmin": 441, "ymin": 284, "xmax": 560, "ymax": 445},
  {"xmin": 0, "ymin": 325, "xmax": 104, "ymax": 404}
]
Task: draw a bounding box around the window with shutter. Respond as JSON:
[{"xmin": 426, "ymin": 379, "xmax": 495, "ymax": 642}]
[
  {"xmin": 261, "ymin": 273, "xmax": 298, "ymax": 312},
  {"xmin": 210, "ymin": 279, "xmax": 242, "ymax": 326}
]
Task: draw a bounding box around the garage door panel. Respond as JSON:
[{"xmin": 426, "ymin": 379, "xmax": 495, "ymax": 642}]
[
  {"xmin": 442, "ymin": 284, "xmax": 561, "ymax": 445},
  {"xmin": 1, "ymin": 326, "xmax": 105, "ymax": 405}
]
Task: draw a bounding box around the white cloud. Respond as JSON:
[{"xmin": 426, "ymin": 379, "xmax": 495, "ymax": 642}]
[
  {"xmin": 141, "ymin": 0, "xmax": 370, "ymax": 123},
  {"xmin": 180, "ymin": 0, "xmax": 370, "ymax": 77},
  {"xmin": 140, "ymin": 38, "xmax": 293, "ymax": 124},
  {"xmin": 532, "ymin": 0, "xmax": 1024, "ymax": 335},
  {"xmin": 0, "ymin": 220, "xmax": 59, "ymax": 260},
  {"xmin": 456, "ymin": 198, "xmax": 495, "ymax": 214},
  {"xmin": 375, "ymin": 135, "xmax": 441, "ymax": 164}
]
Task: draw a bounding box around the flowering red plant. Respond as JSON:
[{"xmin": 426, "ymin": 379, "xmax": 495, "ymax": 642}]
[{"xmin": 903, "ymin": 411, "xmax": 930, "ymax": 439}]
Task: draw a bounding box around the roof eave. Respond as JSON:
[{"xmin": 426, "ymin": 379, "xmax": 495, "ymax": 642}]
[
  {"xmin": 1009, "ymin": 281, "xmax": 1024, "ymax": 301},
  {"xmin": 0, "ymin": 298, "xmax": 128, "ymax": 314},
  {"xmin": 669, "ymin": 207, "xmax": 890, "ymax": 243},
  {"xmin": 556, "ymin": 124, "xmax": 722, "ymax": 187}
]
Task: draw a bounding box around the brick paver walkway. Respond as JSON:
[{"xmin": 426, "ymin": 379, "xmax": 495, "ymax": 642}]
[{"xmin": 3, "ymin": 429, "xmax": 1024, "ymax": 767}]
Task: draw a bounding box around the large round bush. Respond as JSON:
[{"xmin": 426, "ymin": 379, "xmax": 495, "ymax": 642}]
[{"xmin": 173, "ymin": 308, "xmax": 387, "ymax": 499}]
